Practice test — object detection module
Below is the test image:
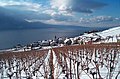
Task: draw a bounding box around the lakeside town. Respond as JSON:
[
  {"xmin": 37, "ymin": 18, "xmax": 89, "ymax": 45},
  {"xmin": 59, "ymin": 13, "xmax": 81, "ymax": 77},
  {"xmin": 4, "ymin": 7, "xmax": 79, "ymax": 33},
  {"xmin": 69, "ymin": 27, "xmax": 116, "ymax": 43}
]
[{"xmin": 4, "ymin": 26, "xmax": 120, "ymax": 52}]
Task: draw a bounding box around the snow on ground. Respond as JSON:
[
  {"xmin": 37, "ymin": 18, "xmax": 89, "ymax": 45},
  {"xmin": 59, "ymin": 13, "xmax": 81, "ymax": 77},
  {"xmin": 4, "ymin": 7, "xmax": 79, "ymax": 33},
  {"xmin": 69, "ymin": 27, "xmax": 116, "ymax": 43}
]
[
  {"xmin": 53, "ymin": 50, "xmax": 63, "ymax": 79},
  {"xmin": 97, "ymin": 26, "xmax": 120, "ymax": 38},
  {"xmin": 0, "ymin": 47, "xmax": 120, "ymax": 79},
  {"xmin": 0, "ymin": 26, "xmax": 120, "ymax": 79},
  {"xmin": 79, "ymin": 26, "xmax": 120, "ymax": 43},
  {"xmin": 88, "ymin": 27, "xmax": 120, "ymax": 38}
]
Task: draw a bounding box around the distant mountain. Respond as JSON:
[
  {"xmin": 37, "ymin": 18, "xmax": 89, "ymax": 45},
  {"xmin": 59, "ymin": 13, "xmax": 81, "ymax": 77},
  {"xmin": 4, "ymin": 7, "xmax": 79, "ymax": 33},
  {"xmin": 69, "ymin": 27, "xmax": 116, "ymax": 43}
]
[
  {"xmin": 0, "ymin": 7, "xmax": 108, "ymax": 31},
  {"xmin": 0, "ymin": 12, "xmax": 50, "ymax": 30},
  {"xmin": 0, "ymin": 7, "xmax": 52, "ymax": 30},
  {"xmin": 0, "ymin": 12, "xmax": 106, "ymax": 31}
]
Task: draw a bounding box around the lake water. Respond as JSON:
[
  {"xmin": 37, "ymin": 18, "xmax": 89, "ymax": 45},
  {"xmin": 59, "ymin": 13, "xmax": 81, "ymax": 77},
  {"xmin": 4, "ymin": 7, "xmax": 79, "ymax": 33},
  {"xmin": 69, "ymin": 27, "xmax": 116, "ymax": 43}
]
[{"xmin": 0, "ymin": 27, "xmax": 106, "ymax": 50}]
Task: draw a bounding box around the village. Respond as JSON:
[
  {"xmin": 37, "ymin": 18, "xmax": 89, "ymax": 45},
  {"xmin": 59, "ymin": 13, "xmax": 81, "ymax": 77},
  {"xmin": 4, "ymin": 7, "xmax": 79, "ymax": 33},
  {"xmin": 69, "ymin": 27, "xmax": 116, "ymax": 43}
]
[{"xmin": 9, "ymin": 27, "xmax": 120, "ymax": 52}]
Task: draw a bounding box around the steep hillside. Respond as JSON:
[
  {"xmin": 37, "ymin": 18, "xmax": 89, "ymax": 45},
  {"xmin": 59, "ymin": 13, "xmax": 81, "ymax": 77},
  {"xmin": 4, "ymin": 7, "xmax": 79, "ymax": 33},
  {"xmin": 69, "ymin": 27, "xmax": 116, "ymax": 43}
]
[{"xmin": 97, "ymin": 26, "xmax": 120, "ymax": 38}]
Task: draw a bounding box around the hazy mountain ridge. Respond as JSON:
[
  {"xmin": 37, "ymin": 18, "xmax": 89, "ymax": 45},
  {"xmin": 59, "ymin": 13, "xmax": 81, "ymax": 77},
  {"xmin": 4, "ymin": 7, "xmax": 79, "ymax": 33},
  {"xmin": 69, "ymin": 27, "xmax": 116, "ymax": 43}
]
[{"xmin": 0, "ymin": 7, "xmax": 109, "ymax": 31}]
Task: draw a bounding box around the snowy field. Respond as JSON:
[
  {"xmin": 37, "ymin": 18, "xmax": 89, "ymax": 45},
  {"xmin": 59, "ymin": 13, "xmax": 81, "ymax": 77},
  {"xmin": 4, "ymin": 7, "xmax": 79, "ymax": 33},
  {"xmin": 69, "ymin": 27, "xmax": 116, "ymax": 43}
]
[{"xmin": 0, "ymin": 43, "xmax": 120, "ymax": 79}]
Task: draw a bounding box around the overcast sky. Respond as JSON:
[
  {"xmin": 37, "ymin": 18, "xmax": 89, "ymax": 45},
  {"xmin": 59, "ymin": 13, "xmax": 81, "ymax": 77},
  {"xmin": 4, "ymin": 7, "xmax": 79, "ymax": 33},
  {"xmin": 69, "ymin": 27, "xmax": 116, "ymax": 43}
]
[{"xmin": 0, "ymin": 0, "xmax": 120, "ymax": 27}]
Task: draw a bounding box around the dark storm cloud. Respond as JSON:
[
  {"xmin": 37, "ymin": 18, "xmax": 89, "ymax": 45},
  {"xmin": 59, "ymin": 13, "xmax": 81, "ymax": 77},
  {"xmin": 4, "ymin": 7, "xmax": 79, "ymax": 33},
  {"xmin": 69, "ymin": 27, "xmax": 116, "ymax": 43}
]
[{"xmin": 70, "ymin": 0, "xmax": 107, "ymax": 13}]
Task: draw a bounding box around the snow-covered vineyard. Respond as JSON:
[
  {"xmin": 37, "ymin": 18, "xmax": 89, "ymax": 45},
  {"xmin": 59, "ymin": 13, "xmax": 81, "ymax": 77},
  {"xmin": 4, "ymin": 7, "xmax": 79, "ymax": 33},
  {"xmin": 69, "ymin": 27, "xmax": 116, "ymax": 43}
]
[{"xmin": 0, "ymin": 43, "xmax": 120, "ymax": 79}]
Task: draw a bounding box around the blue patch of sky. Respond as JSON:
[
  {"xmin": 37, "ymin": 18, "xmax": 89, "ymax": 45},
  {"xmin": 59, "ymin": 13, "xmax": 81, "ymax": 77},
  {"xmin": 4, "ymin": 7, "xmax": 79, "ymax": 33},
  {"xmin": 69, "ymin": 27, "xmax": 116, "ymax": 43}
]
[{"xmin": 93, "ymin": 0, "xmax": 120, "ymax": 17}]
